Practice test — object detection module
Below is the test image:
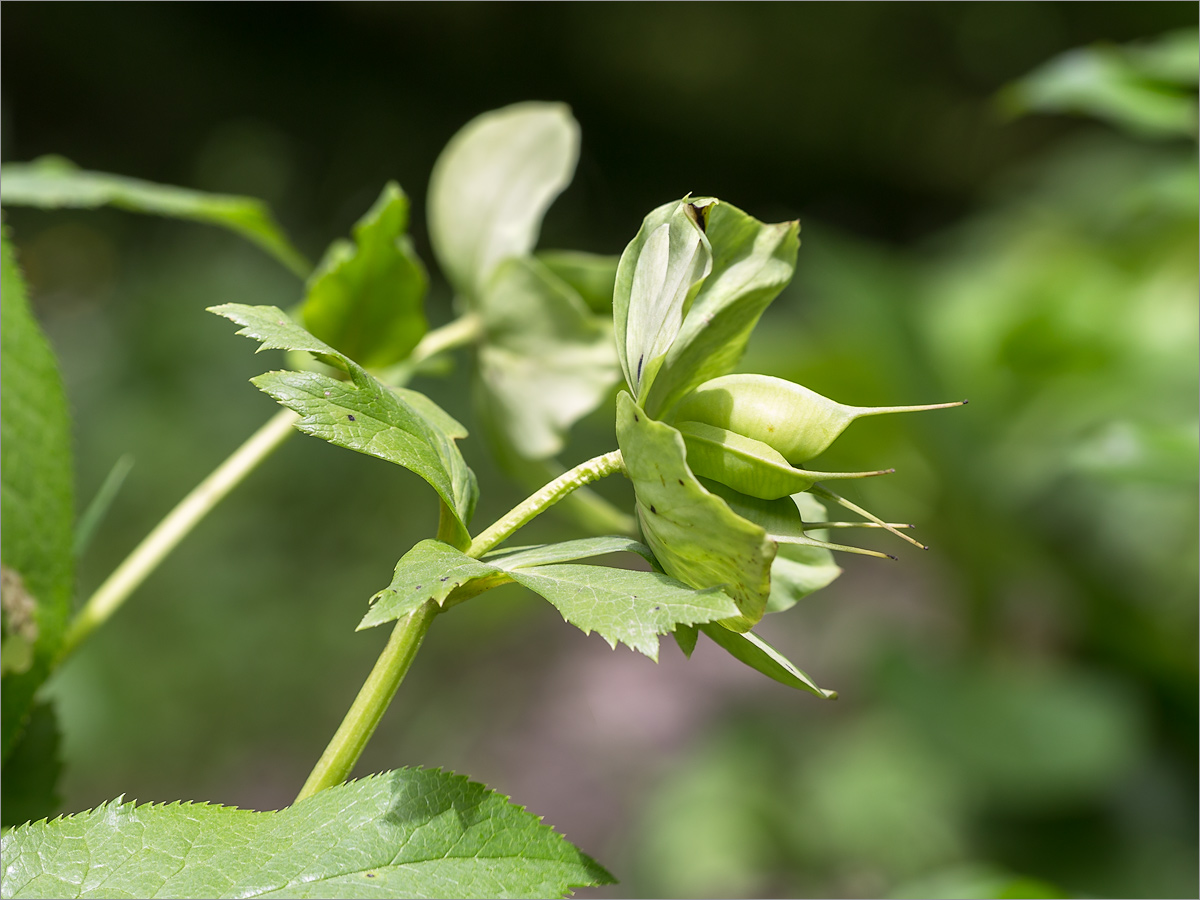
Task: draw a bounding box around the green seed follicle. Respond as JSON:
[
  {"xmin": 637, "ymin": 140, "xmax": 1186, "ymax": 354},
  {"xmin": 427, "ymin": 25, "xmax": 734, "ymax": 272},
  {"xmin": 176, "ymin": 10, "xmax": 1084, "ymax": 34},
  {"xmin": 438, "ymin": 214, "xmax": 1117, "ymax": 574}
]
[{"xmin": 674, "ymin": 373, "xmax": 967, "ymax": 464}]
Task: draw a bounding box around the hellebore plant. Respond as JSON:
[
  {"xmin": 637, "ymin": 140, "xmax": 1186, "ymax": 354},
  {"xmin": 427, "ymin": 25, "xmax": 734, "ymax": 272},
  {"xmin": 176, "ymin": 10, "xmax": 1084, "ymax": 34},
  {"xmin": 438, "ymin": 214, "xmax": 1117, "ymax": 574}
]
[{"xmin": 0, "ymin": 102, "xmax": 959, "ymax": 898}]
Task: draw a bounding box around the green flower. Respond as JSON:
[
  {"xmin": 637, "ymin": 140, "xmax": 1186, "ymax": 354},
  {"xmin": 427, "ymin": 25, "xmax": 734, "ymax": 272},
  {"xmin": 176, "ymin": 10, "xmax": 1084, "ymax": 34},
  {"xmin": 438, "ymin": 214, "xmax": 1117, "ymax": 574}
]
[{"xmin": 614, "ymin": 197, "xmax": 962, "ymax": 632}]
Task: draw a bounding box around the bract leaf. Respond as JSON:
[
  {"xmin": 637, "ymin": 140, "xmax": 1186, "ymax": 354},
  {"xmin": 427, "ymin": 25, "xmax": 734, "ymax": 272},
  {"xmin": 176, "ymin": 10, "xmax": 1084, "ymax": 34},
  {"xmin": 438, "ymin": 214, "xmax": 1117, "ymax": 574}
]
[
  {"xmin": 643, "ymin": 202, "xmax": 799, "ymax": 418},
  {"xmin": 507, "ymin": 564, "xmax": 739, "ymax": 661},
  {"xmin": 359, "ymin": 540, "xmax": 499, "ymax": 631},
  {"xmin": 361, "ymin": 538, "xmax": 732, "ymax": 660},
  {"xmin": 0, "ymin": 768, "xmax": 614, "ymax": 899},
  {"xmin": 615, "ymin": 393, "xmax": 774, "ymax": 632},
  {"xmin": 1, "ymin": 233, "xmax": 73, "ymax": 760},
  {"xmin": 0, "ymin": 156, "xmax": 309, "ymax": 277},
  {"xmin": 484, "ymin": 536, "xmax": 655, "ymax": 570},
  {"xmin": 536, "ymin": 250, "xmax": 619, "ymax": 314},
  {"xmin": 613, "ymin": 199, "xmax": 714, "ymax": 403},
  {"xmin": 210, "ymin": 304, "xmax": 476, "ymax": 545},
  {"xmin": 476, "ymin": 256, "xmax": 620, "ymax": 460},
  {"xmin": 300, "ymin": 182, "xmax": 429, "ymax": 369},
  {"xmin": 428, "ymin": 102, "xmax": 579, "ymax": 299},
  {"xmin": 698, "ymin": 623, "xmax": 836, "ymax": 699}
]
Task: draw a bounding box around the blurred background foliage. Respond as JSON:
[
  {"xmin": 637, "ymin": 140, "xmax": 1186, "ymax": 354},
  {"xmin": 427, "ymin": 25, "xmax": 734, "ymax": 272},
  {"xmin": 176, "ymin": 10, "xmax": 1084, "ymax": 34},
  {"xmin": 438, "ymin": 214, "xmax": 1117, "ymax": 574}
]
[{"xmin": 2, "ymin": 4, "xmax": 1196, "ymax": 898}]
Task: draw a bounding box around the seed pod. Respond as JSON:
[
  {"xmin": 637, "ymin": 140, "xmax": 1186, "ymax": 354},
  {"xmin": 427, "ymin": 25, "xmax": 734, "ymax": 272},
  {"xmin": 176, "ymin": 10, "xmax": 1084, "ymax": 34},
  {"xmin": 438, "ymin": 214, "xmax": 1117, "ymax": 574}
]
[
  {"xmin": 674, "ymin": 373, "xmax": 966, "ymax": 463},
  {"xmin": 676, "ymin": 420, "xmax": 892, "ymax": 501},
  {"xmin": 699, "ymin": 478, "xmax": 895, "ymax": 560}
]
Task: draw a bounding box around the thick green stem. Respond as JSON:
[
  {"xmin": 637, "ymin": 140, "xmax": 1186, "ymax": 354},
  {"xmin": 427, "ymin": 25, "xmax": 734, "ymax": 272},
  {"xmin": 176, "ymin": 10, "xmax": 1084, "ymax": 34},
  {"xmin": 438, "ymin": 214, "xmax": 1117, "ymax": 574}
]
[
  {"xmin": 59, "ymin": 315, "xmax": 482, "ymax": 665},
  {"xmin": 467, "ymin": 450, "xmax": 626, "ymax": 558},
  {"xmin": 294, "ymin": 599, "xmax": 438, "ymax": 803},
  {"xmin": 58, "ymin": 408, "xmax": 299, "ymax": 663}
]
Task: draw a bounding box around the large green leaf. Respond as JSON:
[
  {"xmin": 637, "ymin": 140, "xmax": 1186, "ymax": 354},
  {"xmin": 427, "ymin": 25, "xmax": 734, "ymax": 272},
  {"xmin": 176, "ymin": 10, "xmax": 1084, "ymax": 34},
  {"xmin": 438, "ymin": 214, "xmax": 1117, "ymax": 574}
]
[
  {"xmin": 0, "ymin": 768, "xmax": 614, "ymax": 899},
  {"xmin": 507, "ymin": 564, "xmax": 739, "ymax": 660},
  {"xmin": 300, "ymin": 182, "xmax": 428, "ymax": 369},
  {"xmin": 476, "ymin": 256, "xmax": 620, "ymax": 460},
  {"xmin": 427, "ymin": 103, "xmax": 579, "ymax": 299},
  {"xmin": 643, "ymin": 202, "xmax": 799, "ymax": 419},
  {"xmin": 0, "ymin": 156, "xmax": 309, "ymax": 277},
  {"xmin": 1, "ymin": 233, "xmax": 74, "ymax": 760},
  {"xmin": 697, "ymin": 623, "xmax": 835, "ymax": 699},
  {"xmin": 612, "ymin": 199, "xmax": 713, "ymax": 404},
  {"xmin": 210, "ymin": 304, "xmax": 477, "ymax": 545},
  {"xmin": 615, "ymin": 392, "xmax": 774, "ymax": 632},
  {"xmin": 360, "ymin": 539, "xmax": 500, "ymax": 631},
  {"xmin": 360, "ymin": 538, "xmax": 735, "ymax": 660}
]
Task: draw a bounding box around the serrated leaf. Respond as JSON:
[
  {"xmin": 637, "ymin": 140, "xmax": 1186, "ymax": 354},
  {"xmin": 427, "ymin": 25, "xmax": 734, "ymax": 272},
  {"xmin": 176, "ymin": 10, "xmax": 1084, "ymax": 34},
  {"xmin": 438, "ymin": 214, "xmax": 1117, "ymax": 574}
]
[
  {"xmin": 536, "ymin": 250, "xmax": 619, "ymax": 314},
  {"xmin": 210, "ymin": 304, "xmax": 476, "ymax": 544},
  {"xmin": 698, "ymin": 623, "xmax": 836, "ymax": 699},
  {"xmin": 359, "ymin": 540, "xmax": 499, "ymax": 631},
  {"xmin": 428, "ymin": 103, "xmax": 579, "ymax": 299},
  {"xmin": 1, "ymin": 701, "xmax": 62, "ymax": 827},
  {"xmin": 483, "ymin": 536, "xmax": 654, "ymax": 570},
  {"xmin": 0, "ymin": 767, "xmax": 614, "ymax": 899},
  {"xmin": 0, "ymin": 156, "xmax": 309, "ymax": 277},
  {"xmin": 507, "ymin": 564, "xmax": 739, "ymax": 661},
  {"xmin": 361, "ymin": 538, "xmax": 730, "ymax": 659},
  {"xmin": 476, "ymin": 256, "xmax": 620, "ymax": 460},
  {"xmin": 613, "ymin": 199, "xmax": 713, "ymax": 404},
  {"xmin": 300, "ymin": 182, "xmax": 429, "ymax": 369},
  {"xmin": 1, "ymin": 233, "xmax": 74, "ymax": 760},
  {"xmin": 643, "ymin": 202, "xmax": 799, "ymax": 418},
  {"xmin": 615, "ymin": 392, "xmax": 774, "ymax": 633},
  {"xmin": 252, "ymin": 370, "xmax": 476, "ymax": 545}
]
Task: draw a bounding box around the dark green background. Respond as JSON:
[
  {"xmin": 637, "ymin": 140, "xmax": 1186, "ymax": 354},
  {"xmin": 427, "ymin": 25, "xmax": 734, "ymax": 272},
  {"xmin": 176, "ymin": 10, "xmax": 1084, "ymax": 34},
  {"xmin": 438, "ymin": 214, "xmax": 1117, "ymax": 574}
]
[{"xmin": 3, "ymin": 4, "xmax": 1197, "ymax": 898}]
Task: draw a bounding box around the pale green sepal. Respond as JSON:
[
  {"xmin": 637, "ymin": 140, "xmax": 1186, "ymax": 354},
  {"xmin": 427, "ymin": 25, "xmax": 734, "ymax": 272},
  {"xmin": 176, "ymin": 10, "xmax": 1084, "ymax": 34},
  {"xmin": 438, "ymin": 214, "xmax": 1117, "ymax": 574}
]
[
  {"xmin": 615, "ymin": 392, "xmax": 774, "ymax": 632},
  {"xmin": 484, "ymin": 537, "xmax": 655, "ymax": 570},
  {"xmin": 427, "ymin": 102, "xmax": 580, "ymax": 299},
  {"xmin": 476, "ymin": 256, "xmax": 620, "ymax": 460},
  {"xmin": 698, "ymin": 623, "xmax": 836, "ymax": 699},
  {"xmin": 211, "ymin": 304, "xmax": 477, "ymax": 544},
  {"xmin": 698, "ymin": 481, "xmax": 842, "ymax": 613},
  {"xmin": 360, "ymin": 540, "xmax": 498, "ymax": 631},
  {"xmin": 300, "ymin": 182, "xmax": 429, "ymax": 369},
  {"xmin": 0, "ymin": 768, "xmax": 614, "ymax": 898},
  {"xmin": 767, "ymin": 493, "xmax": 841, "ymax": 613},
  {"xmin": 613, "ymin": 199, "xmax": 714, "ymax": 402},
  {"xmin": 643, "ymin": 203, "xmax": 799, "ymax": 418},
  {"xmin": 507, "ymin": 564, "xmax": 739, "ymax": 661},
  {"xmin": 536, "ymin": 249, "xmax": 619, "ymax": 314},
  {"xmin": 0, "ymin": 156, "xmax": 310, "ymax": 277}
]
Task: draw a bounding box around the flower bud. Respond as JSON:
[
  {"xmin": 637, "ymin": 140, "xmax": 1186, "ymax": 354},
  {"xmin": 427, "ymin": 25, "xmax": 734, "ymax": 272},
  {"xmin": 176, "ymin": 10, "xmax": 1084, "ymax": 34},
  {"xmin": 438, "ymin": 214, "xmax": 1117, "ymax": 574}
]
[{"xmin": 674, "ymin": 373, "xmax": 965, "ymax": 463}]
